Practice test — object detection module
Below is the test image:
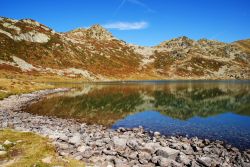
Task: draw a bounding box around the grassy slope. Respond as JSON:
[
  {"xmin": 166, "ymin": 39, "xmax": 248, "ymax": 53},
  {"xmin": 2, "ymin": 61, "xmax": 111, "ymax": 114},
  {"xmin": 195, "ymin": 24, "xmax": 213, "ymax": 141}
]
[
  {"xmin": 234, "ymin": 39, "xmax": 250, "ymax": 54},
  {"xmin": 0, "ymin": 129, "xmax": 85, "ymax": 167},
  {"xmin": 0, "ymin": 69, "xmax": 86, "ymax": 99}
]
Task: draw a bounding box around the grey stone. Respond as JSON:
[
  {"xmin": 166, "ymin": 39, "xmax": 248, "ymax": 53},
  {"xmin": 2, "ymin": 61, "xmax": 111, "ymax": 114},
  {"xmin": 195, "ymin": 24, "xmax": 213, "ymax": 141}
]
[
  {"xmin": 177, "ymin": 152, "xmax": 191, "ymax": 165},
  {"xmin": 103, "ymin": 149, "xmax": 117, "ymax": 156},
  {"xmin": 154, "ymin": 131, "xmax": 161, "ymax": 136},
  {"xmin": 139, "ymin": 151, "xmax": 151, "ymax": 161},
  {"xmin": 68, "ymin": 134, "xmax": 81, "ymax": 146},
  {"xmin": 140, "ymin": 142, "xmax": 161, "ymax": 154},
  {"xmin": 156, "ymin": 146, "xmax": 180, "ymax": 160},
  {"xmin": 82, "ymin": 151, "xmax": 93, "ymax": 158},
  {"xmin": 129, "ymin": 151, "xmax": 138, "ymax": 159},
  {"xmin": 74, "ymin": 155, "xmax": 83, "ymax": 160},
  {"xmin": 127, "ymin": 140, "xmax": 139, "ymax": 150},
  {"xmin": 77, "ymin": 145, "xmax": 89, "ymax": 152},
  {"xmin": 158, "ymin": 157, "xmax": 172, "ymax": 167},
  {"xmin": 152, "ymin": 156, "xmax": 161, "ymax": 164},
  {"xmin": 113, "ymin": 136, "xmax": 127, "ymax": 149},
  {"xmin": 58, "ymin": 133, "xmax": 69, "ymax": 141},
  {"xmin": 197, "ymin": 156, "xmax": 212, "ymax": 167},
  {"xmin": 114, "ymin": 158, "xmax": 129, "ymax": 167},
  {"xmin": 203, "ymin": 146, "xmax": 211, "ymax": 153}
]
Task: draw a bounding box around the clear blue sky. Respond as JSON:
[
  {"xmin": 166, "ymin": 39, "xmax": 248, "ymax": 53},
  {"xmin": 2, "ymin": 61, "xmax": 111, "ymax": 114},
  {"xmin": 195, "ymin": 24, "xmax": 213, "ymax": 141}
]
[{"xmin": 1, "ymin": 0, "xmax": 250, "ymax": 46}]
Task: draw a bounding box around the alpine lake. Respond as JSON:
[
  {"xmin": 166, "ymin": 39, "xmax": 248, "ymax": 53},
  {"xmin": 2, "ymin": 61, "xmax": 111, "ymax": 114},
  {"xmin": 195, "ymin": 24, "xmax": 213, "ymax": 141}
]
[{"xmin": 24, "ymin": 80, "xmax": 250, "ymax": 150}]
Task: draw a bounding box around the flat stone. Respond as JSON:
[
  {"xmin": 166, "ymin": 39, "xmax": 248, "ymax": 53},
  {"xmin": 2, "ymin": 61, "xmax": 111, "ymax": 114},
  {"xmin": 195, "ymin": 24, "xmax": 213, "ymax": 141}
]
[
  {"xmin": 156, "ymin": 147, "xmax": 180, "ymax": 160},
  {"xmin": 141, "ymin": 142, "xmax": 161, "ymax": 154},
  {"xmin": 113, "ymin": 136, "xmax": 127, "ymax": 149},
  {"xmin": 58, "ymin": 134, "xmax": 69, "ymax": 142},
  {"xmin": 69, "ymin": 134, "xmax": 81, "ymax": 146},
  {"xmin": 103, "ymin": 149, "xmax": 117, "ymax": 156},
  {"xmin": 127, "ymin": 140, "xmax": 139, "ymax": 150},
  {"xmin": 77, "ymin": 145, "xmax": 88, "ymax": 152},
  {"xmin": 197, "ymin": 156, "xmax": 212, "ymax": 167},
  {"xmin": 129, "ymin": 151, "xmax": 138, "ymax": 160},
  {"xmin": 177, "ymin": 152, "xmax": 191, "ymax": 165},
  {"xmin": 82, "ymin": 151, "xmax": 93, "ymax": 158},
  {"xmin": 74, "ymin": 155, "xmax": 83, "ymax": 160},
  {"xmin": 138, "ymin": 151, "xmax": 151, "ymax": 161},
  {"xmin": 158, "ymin": 157, "xmax": 172, "ymax": 167}
]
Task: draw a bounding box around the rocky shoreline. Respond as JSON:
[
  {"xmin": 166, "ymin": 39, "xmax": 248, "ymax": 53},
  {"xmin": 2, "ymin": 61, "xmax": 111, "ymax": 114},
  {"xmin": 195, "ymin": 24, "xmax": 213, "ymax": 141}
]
[{"xmin": 0, "ymin": 89, "xmax": 250, "ymax": 167}]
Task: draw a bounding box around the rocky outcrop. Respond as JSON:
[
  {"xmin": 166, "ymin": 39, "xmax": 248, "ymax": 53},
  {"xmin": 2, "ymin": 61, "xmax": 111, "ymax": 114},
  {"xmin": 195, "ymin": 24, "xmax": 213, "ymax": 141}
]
[
  {"xmin": 13, "ymin": 30, "xmax": 50, "ymax": 43},
  {"xmin": 0, "ymin": 90, "xmax": 250, "ymax": 166},
  {"xmin": 66, "ymin": 24, "xmax": 115, "ymax": 41}
]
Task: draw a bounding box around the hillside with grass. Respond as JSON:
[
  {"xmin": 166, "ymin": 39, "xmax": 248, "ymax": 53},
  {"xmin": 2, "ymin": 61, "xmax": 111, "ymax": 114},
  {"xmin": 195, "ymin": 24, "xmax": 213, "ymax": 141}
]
[{"xmin": 0, "ymin": 16, "xmax": 249, "ymax": 85}]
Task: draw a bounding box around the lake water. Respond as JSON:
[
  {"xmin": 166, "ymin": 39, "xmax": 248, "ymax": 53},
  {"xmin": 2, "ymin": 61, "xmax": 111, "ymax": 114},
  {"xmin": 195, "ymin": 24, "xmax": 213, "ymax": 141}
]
[{"xmin": 24, "ymin": 81, "xmax": 250, "ymax": 150}]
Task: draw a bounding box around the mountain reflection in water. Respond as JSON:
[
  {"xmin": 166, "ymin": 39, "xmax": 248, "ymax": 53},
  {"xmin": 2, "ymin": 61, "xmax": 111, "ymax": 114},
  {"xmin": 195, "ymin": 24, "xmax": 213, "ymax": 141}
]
[{"xmin": 24, "ymin": 81, "xmax": 250, "ymax": 149}]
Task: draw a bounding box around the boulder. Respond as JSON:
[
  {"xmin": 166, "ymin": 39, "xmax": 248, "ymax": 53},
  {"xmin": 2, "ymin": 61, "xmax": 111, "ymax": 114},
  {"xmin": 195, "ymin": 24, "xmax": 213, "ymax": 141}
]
[
  {"xmin": 81, "ymin": 151, "xmax": 93, "ymax": 158},
  {"xmin": 156, "ymin": 147, "xmax": 180, "ymax": 160},
  {"xmin": 128, "ymin": 151, "xmax": 138, "ymax": 160},
  {"xmin": 197, "ymin": 156, "xmax": 212, "ymax": 167},
  {"xmin": 69, "ymin": 134, "xmax": 81, "ymax": 146},
  {"xmin": 58, "ymin": 133, "xmax": 69, "ymax": 142},
  {"xmin": 103, "ymin": 149, "xmax": 117, "ymax": 156},
  {"xmin": 127, "ymin": 140, "xmax": 139, "ymax": 150},
  {"xmin": 158, "ymin": 157, "xmax": 173, "ymax": 167},
  {"xmin": 112, "ymin": 136, "xmax": 127, "ymax": 149},
  {"xmin": 138, "ymin": 151, "xmax": 151, "ymax": 162},
  {"xmin": 154, "ymin": 131, "xmax": 161, "ymax": 136},
  {"xmin": 77, "ymin": 145, "xmax": 89, "ymax": 153},
  {"xmin": 140, "ymin": 142, "xmax": 161, "ymax": 154},
  {"xmin": 177, "ymin": 152, "xmax": 191, "ymax": 165}
]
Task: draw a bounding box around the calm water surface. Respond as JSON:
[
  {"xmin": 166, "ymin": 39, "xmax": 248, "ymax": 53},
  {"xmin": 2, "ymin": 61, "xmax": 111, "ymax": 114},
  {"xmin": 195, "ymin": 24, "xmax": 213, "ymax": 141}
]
[{"xmin": 25, "ymin": 81, "xmax": 250, "ymax": 149}]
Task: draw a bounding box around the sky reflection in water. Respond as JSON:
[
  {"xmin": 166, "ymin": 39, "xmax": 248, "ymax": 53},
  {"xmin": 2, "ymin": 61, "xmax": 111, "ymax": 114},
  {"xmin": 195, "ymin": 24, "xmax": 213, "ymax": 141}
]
[{"xmin": 25, "ymin": 81, "xmax": 250, "ymax": 149}]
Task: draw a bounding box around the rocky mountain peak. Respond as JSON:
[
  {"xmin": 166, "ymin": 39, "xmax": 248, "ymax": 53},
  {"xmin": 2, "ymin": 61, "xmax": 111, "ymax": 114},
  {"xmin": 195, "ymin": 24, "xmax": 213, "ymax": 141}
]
[
  {"xmin": 65, "ymin": 24, "xmax": 115, "ymax": 41},
  {"xmin": 86, "ymin": 24, "xmax": 114, "ymax": 40},
  {"xmin": 158, "ymin": 36, "xmax": 195, "ymax": 49}
]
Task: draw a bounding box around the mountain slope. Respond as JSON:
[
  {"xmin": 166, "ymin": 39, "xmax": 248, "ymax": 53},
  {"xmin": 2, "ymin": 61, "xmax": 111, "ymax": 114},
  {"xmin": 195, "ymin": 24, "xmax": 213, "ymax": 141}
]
[{"xmin": 0, "ymin": 16, "xmax": 249, "ymax": 80}]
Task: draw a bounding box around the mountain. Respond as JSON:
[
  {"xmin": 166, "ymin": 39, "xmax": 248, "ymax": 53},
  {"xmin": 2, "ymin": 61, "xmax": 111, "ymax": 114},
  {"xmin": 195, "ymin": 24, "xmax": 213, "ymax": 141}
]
[{"xmin": 0, "ymin": 16, "xmax": 249, "ymax": 81}]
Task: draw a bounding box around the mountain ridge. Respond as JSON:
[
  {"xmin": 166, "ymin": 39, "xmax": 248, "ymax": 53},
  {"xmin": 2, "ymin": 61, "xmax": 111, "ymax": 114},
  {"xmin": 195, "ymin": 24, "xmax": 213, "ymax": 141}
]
[{"xmin": 0, "ymin": 16, "xmax": 249, "ymax": 81}]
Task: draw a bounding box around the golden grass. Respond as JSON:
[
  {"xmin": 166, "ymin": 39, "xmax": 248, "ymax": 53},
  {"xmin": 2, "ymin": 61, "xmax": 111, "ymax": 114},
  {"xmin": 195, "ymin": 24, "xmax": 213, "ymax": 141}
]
[
  {"xmin": 0, "ymin": 69, "xmax": 85, "ymax": 99},
  {"xmin": 0, "ymin": 129, "xmax": 85, "ymax": 167}
]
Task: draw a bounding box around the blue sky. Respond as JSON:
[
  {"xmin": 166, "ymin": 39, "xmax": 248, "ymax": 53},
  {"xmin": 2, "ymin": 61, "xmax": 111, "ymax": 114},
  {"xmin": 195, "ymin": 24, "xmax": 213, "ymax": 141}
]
[{"xmin": 1, "ymin": 0, "xmax": 250, "ymax": 46}]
